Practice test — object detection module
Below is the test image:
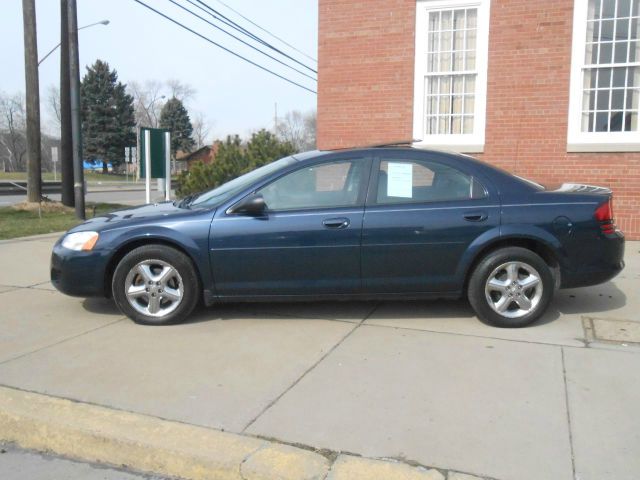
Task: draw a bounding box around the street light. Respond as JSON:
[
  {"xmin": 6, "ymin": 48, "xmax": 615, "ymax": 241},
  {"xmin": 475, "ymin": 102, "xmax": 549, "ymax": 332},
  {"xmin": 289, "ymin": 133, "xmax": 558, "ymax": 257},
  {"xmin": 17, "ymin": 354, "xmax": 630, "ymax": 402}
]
[{"xmin": 38, "ymin": 19, "xmax": 109, "ymax": 66}]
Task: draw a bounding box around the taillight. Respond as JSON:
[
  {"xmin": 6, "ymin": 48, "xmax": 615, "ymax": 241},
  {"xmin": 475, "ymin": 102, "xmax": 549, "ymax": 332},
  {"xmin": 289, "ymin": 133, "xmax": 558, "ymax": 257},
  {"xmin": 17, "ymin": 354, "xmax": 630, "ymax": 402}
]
[{"xmin": 594, "ymin": 198, "xmax": 615, "ymax": 234}]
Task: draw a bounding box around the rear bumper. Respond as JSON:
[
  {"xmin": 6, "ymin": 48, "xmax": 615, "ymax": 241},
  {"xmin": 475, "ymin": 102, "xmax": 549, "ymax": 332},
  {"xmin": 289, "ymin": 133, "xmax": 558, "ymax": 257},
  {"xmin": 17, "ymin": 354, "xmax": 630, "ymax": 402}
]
[
  {"xmin": 50, "ymin": 241, "xmax": 109, "ymax": 297},
  {"xmin": 560, "ymin": 232, "xmax": 625, "ymax": 288}
]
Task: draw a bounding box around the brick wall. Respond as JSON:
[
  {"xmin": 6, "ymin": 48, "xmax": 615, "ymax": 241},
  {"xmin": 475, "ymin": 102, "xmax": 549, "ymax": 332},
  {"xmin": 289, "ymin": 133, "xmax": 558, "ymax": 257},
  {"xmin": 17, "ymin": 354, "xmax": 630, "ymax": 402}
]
[
  {"xmin": 317, "ymin": 0, "xmax": 640, "ymax": 239},
  {"xmin": 317, "ymin": 0, "xmax": 416, "ymax": 148}
]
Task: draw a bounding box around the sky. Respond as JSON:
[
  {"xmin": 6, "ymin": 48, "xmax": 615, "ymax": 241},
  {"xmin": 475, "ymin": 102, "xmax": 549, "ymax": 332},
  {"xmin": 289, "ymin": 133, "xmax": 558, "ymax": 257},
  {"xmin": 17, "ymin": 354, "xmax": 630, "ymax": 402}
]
[{"xmin": 0, "ymin": 0, "xmax": 318, "ymax": 140}]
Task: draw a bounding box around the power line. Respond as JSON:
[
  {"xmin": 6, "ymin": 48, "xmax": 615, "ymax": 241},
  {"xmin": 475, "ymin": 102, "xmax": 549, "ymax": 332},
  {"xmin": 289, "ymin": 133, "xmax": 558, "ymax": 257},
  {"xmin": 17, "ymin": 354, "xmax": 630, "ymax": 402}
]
[
  {"xmin": 193, "ymin": 0, "xmax": 316, "ymax": 74},
  {"xmin": 209, "ymin": 0, "xmax": 317, "ymax": 63},
  {"xmin": 167, "ymin": 0, "xmax": 316, "ymax": 82},
  {"xmin": 131, "ymin": 0, "xmax": 316, "ymax": 94}
]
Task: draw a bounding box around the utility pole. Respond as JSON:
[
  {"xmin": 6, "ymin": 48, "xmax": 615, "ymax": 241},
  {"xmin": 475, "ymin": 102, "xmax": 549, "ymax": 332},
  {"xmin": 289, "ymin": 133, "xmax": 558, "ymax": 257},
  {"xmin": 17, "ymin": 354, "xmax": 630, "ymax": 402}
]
[
  {"xmin": 60, "ymin": 0, "xmax": 74, "ymax": 206},
  {"xmin": 68, "ymin": 0, "xmax": 85, "ymax": 219},
  {"xmin": 22, "ymin": 0, "xmax": 42, "ymax": 203}
]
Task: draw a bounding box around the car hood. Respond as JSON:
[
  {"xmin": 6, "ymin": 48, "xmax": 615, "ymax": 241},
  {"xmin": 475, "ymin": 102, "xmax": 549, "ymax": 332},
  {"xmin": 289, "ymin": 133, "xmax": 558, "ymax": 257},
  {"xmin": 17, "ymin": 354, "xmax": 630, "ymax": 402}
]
[{"xmin": 71, "ymin": 202, "xmax": 190, "ymax": 232}]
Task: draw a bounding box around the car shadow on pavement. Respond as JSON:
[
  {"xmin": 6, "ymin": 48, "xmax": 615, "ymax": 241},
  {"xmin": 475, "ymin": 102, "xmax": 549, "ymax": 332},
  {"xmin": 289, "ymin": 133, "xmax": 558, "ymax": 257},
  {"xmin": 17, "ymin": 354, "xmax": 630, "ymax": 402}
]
[{"xmin": 82, "ymin": 279, "xmax": 627, "ymax": 327}]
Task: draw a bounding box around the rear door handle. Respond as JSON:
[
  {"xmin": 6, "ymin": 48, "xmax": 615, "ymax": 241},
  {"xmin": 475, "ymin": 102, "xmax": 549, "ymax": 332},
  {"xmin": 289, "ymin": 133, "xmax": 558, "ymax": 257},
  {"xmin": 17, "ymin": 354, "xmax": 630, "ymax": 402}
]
[
  {"xmin": 463, "ymin": 211, "xmax": 488, "ymax": 222},
  {"xmin": 323, "ymin": 217, "xmax": 350, "ymax": 229}
]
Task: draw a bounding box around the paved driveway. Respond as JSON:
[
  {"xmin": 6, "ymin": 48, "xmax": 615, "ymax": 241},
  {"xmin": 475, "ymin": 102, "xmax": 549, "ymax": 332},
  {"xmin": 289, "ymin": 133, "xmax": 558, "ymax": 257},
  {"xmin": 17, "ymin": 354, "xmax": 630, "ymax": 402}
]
[{"xmin": 0, "ymin": 234, "xmax": 638, "ymax": 480}]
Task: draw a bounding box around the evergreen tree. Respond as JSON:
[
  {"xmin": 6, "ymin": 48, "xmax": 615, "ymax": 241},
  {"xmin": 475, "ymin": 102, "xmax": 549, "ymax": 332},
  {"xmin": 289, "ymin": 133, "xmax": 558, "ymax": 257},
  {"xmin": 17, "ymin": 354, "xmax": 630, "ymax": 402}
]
[
  {"xmin": 159, "ymin": 97, "xmax": 195, "ymax": 159},
  {"xmin": 80, "ymin": 60, "xmax": 135, "ymax": 172}
]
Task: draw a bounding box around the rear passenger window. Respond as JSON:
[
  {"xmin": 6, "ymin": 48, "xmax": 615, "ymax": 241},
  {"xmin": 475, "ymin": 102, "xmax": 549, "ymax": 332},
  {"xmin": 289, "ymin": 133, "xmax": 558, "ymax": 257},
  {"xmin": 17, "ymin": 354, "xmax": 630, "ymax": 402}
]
[{"xmin": 376, "ymin": 160, "xmax": 486, "ymax": 204}]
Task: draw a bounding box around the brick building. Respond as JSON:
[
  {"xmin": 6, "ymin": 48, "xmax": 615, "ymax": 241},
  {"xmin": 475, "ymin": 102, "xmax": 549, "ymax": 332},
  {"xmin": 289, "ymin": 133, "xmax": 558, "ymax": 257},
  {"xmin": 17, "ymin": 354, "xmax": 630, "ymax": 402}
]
[{"xmin": 317, "ymin": 0, "xmax": 640, "ymax": 238}]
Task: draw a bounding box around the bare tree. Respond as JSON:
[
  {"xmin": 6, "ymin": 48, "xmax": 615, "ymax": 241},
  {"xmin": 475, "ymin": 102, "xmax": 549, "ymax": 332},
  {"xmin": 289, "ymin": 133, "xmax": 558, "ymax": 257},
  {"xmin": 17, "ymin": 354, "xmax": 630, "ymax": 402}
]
[
  {"xmin": 46, "ymin": 85, "xmax": 61, "ymax": 133},
  {"xmin": 128, "ymin": 80, "xmax": 165, "ymax": 128},
  {"xmin": 0, "ymin": 91, "xmax": 27, "ymax": 172},
  {"xmin": 166, "ymin": 79, "xmax": 196, "ymax": 104},
  {"xmin": 191, "ymin": 111, "xmax": 212, "ymax": 149},
  {"xmin": 276, "ymin": 109, "xmax": 316, "ymax": 152}
]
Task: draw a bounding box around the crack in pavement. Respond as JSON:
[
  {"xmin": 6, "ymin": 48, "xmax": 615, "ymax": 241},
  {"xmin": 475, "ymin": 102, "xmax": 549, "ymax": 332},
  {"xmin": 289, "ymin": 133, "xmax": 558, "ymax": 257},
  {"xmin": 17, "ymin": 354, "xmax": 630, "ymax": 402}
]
[
  {"xmin": 0, "ymin": 318, "xmax": 126, "ymax": 367},
  {"xmin": 561, "ymin": 347, "xmax": 577, "ymax": 480},
  {"xmin": 240, "ymin": 302, "xmax": 381, "ymax": 433}
]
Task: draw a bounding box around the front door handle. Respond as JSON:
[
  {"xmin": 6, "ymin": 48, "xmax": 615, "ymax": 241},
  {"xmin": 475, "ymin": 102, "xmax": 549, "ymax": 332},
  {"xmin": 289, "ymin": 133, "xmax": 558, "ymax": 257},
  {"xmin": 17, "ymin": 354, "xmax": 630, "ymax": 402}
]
[
  {"xmin": 323, "ymin": 217, "xmax": 350, "ymax": 229},
  {"xmin": 463, "ymin": 211, "xmax": 488, "ymax": 222}
]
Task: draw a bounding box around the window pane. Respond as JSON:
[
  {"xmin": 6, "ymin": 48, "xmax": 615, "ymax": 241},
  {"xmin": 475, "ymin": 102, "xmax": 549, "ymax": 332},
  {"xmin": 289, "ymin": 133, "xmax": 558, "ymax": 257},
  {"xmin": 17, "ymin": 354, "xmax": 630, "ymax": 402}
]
[
  {"xmin": 463, "ymin": 116, "xmax": 474, "ymax": 134},
  {"xmin": 602, "ymin": 0, "xmax": 617, "ymax": 18},
  {"xmin": 618, "ymin": 0, "xmax": 631, "ymax": 17},
  {"xmin": 599, "ymin": 41, "xmax": 613, "ymax": 62},
  {"xmin": 377, "ymin": 160, "xmax": 484, "ymax": 204},
  {"xmin": 441, "ymin": 11, "xmax": 452, "ymax": 30},
  {"xmin": 630, "ymin": 40, "xmax": 639, "ymax": 62},
  {"xmin": 259, "ymin": 161, "xmax": 363, "ymax": 211},
  {"xmin": 452, "ymin": 115, "xmax": 462, "ymax": 134},
  {"xmin": 466, "ymin": 8, "xmax": 477, "ymax": 28},
  {"xmin": 464, "ymin": 95, "xmax": 475, "ymax": 114},
  {"xmin": 598, "ymin": 67, "xmax": 612, "ymax": 86},
  {"xmin": 454, "ymin": 9, "xmax": 465, "ymax": 30},
  {"xmin": 465, "ymin": 76, "xmax": 476, "ymax": 94},
  {"xmin": 601, "ymin": 19, "xmax": 615, "ymax": 41},
  {"xmin": 612, "ymin": 88, "xmax": 625, "ymax": 108},
  {"xmin": 595, "ymin": 111, "xmax": 610, "ymax": 130},
  {"xmin": 614, "ymin": 41, "xmax": 629, "ymax": 62},
  {"xmin": 615, "ymin": 19, "xmax": 629, "ymax": 40},
  {"xmin": 610, "ymin": 111, "xmax": 625, "ymax": 130},
  {"xmin": 466, "ymin": 28, "xmax": 477, "ymax": 51},
  {"xmin": 597, "ymin": 89, "xmax": 610, "ymax": 109},
  {"xmin": 466, "ymin": 50, "xmax": 476, "ymax": 70}
]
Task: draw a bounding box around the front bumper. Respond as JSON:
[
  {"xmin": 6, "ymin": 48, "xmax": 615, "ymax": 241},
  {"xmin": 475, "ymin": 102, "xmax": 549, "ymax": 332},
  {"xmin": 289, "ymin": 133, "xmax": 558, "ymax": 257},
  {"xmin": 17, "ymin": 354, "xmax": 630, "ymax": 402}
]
[{"xmin": 50, "ymin": 240, "xmax": 110, "ymax": 297}]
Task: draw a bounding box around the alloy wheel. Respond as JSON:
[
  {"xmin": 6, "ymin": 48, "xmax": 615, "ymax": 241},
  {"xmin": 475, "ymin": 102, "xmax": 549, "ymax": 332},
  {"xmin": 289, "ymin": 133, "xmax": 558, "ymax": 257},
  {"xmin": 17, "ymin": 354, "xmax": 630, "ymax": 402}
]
[
  {"xmin": 484, "ymin": 261, "xmax": 543, "ymax": 319},
  {"xmin": 124, "ymin": 259, "xmax": 184, "ymax": 318}
]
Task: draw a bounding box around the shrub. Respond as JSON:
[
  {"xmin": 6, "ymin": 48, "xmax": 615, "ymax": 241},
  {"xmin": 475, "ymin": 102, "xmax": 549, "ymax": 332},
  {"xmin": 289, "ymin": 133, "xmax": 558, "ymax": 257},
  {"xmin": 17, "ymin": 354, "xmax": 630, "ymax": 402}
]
[{"xmin": 175, "ymin": 130, "xmax": 296, "ymax": 197}]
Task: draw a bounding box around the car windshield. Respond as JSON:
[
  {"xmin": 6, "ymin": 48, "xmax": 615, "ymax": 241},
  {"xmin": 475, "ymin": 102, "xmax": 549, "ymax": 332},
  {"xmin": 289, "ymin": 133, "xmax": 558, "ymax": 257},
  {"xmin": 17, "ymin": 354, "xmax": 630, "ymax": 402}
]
[{"xmin": 185, "ymin": 155, "xmax": 297, "ymax": 208}]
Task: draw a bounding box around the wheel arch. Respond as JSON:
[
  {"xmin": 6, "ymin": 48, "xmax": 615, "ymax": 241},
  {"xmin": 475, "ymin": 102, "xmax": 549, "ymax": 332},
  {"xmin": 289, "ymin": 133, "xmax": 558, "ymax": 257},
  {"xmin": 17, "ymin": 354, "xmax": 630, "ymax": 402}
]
[
  {"xmin": 461, "ymin": 232, "xmax": 565, "ymax": 295},
  {"xmin": 104, "ymin": 237, "xmax": 204, "ymax": 298}
]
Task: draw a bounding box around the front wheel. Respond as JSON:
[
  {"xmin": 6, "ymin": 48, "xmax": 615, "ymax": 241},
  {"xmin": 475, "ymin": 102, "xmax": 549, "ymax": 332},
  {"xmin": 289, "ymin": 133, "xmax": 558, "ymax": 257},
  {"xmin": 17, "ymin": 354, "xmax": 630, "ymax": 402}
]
[
  {"xmin": 112, "ymin": 245, "xmax": 200, "ymax": 325},
  {"xmin": 467, "ymin": 247, "xmax": 554, "ymax": 328}
]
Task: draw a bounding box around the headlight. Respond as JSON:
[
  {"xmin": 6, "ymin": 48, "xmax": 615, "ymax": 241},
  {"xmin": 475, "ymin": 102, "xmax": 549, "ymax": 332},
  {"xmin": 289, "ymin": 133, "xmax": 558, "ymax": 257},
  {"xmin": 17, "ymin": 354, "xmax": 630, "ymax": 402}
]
[{"xmin": 61, "ymin": 231, "xmax": 99, "ymax": 251}]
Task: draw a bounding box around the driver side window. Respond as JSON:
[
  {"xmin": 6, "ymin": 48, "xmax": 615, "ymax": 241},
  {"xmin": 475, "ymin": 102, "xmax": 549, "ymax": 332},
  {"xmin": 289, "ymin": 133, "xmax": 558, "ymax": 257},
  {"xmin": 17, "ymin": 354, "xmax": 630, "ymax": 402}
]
[{"xmin": 259, "ymin": 160, "xmax": 364, "ymax": 211}]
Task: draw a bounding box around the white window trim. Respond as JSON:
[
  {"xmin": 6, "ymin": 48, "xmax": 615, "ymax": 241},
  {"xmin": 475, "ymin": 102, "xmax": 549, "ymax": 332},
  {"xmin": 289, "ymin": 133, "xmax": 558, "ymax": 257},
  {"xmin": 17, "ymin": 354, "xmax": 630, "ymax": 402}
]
[
  {"xmin": 412, "ymin": 0, "xmax": 491, "ymax": 153},
  {"xmin": 567, "ymin": 0, "xmax": 640, "ymax": 152}
]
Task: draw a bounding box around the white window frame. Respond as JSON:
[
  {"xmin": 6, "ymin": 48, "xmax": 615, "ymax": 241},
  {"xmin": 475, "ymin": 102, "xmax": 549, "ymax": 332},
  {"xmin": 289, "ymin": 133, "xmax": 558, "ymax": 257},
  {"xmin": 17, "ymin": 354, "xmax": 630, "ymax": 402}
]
[
  {"xmin": 412, "ymin": 0, "xmax": 491, "ymax": 153},
  {"xmin": 567, "ymin": 0, "xmax": 640, "ymax": 152}
]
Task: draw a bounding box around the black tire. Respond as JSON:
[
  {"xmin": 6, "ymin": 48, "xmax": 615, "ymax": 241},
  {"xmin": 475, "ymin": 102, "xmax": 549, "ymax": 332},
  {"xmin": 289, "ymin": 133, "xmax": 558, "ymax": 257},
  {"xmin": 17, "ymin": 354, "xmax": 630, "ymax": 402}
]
[
  {"xmin": 467, "ymin": 247, "xmax": 554, "ymax": 328},
  {"xmin": 112, "ymin": 245, "xmax": 200, "ymax": 325}
]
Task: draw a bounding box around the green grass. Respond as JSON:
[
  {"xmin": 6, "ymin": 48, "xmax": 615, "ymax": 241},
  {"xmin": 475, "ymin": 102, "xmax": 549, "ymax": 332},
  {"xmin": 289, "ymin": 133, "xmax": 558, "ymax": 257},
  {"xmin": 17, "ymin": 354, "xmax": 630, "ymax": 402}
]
[
  {"xmin": 0, "ymin": 203, "xmax": 129, "ymax": 240},
  {"xmin": 0, "ymin": 171, "xmax": 129, "ymax": 182}
]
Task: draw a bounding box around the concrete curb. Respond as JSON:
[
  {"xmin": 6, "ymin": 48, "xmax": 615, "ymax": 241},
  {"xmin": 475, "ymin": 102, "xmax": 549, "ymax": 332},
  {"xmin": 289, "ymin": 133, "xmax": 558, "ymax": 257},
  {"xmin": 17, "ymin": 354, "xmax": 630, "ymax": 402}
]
[
  {"xmin": 0, "ymin": 386, "xmax": 485, "ymax": 480},
  {"xmin": 0, "ymin": 386, "xmax": 328, "ymax": 480}
]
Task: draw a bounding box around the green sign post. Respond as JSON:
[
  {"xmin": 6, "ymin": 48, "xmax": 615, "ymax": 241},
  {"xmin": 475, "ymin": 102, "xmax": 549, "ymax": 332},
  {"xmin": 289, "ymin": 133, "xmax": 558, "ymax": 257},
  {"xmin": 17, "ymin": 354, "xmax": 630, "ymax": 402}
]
[{"xmin": 139, "ymin": 127, "xmax": 171, "ymax": 203}]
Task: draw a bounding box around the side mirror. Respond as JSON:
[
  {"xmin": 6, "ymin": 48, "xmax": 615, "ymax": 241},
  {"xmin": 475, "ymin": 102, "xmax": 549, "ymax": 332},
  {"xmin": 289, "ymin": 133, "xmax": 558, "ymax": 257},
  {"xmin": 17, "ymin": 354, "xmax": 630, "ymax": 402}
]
[{"xmin": 227, "ymin": 194, "xmax": 267, "ymax": 216}]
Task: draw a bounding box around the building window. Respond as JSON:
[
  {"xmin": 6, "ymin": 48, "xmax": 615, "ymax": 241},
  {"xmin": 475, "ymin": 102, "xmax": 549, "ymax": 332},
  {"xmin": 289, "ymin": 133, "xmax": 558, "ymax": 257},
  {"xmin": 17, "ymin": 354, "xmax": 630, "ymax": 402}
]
[
  {"xmin": 568, "ymin": 0, "xmax": 640, "ymax": 151},
  {"xmin": 413, "ymin": 0, "xmax": 491, "ymax": 153}
]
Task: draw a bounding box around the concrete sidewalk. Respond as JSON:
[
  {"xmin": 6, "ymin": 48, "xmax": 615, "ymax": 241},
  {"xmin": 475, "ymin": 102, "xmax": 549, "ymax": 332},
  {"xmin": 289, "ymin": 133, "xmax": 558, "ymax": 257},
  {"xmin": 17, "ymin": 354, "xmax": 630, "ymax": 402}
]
[{"xmin": 0, "ymin": 234, "xmax": 638, "ymax": 480}]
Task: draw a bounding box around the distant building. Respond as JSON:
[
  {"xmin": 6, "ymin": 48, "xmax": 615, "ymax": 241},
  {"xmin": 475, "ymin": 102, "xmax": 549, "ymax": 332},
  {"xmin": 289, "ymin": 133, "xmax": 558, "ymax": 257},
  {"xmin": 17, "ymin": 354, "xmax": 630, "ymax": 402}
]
[
  {"xmin": 317, "ymin": 0, "xmax": 640, "ymax": 238},
  {"xmin": 175, "ymin": 144, "xmax": 218, "ymax": 172}
]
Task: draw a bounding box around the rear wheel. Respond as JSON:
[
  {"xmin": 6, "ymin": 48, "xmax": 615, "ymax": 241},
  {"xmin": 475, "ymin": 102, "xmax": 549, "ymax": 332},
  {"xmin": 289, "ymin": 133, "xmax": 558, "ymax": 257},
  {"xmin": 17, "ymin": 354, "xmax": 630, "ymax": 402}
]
[
  {"xmin": 112, "ymin": 245, "xmax": 200, "ymax": 325},
  {"xmin": 467, "ymin": 247, "xmax": 554, "ymax": 328}
]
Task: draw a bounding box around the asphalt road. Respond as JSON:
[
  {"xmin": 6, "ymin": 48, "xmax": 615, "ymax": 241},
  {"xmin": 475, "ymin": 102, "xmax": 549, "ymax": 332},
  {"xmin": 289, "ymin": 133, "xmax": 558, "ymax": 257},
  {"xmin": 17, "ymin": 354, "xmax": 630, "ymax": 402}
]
[
  {"xmin": 0, "ymin": 187, "xmax": 173, "ymax": 207},
  {"xmin": 0, "ymin": 445, "xmax": 168, "ymax": 480}
]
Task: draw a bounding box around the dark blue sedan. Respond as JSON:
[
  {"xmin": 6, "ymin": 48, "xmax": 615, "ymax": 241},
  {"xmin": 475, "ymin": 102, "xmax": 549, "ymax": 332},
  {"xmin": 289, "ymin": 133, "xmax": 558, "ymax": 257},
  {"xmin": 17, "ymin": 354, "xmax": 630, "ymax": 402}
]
[{"xmin": 51, "ymin": 146, "xmax": 625, "ymax": 327}]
